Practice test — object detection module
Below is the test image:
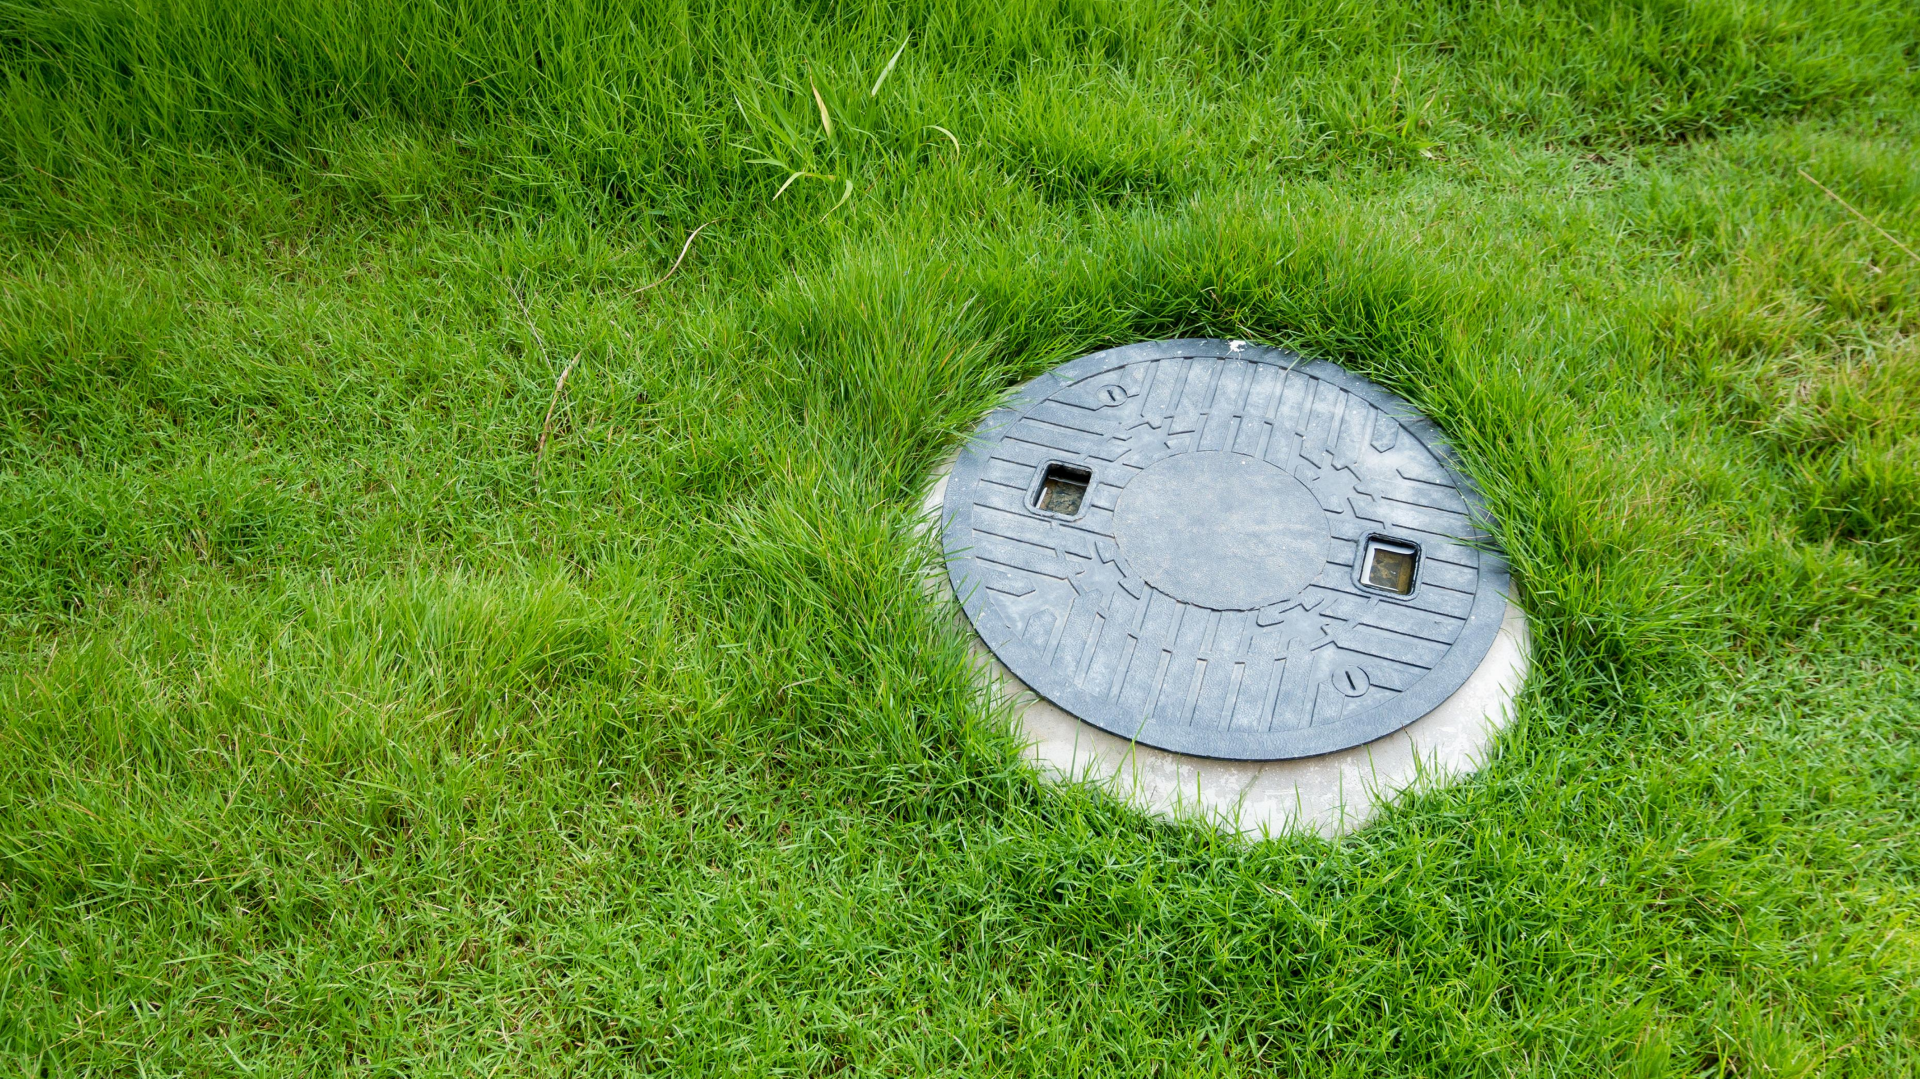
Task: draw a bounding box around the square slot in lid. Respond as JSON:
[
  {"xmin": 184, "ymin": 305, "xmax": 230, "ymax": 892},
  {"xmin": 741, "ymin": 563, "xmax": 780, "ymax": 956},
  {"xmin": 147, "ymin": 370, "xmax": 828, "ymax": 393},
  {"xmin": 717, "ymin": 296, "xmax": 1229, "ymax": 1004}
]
[
  {"xmin": 1032, "ymin": 462, "xmax": 1091, "ymax": 517},
  {"xmin": 1360, "ymin": 536, "xmax": 1419, "ymax": 595}
]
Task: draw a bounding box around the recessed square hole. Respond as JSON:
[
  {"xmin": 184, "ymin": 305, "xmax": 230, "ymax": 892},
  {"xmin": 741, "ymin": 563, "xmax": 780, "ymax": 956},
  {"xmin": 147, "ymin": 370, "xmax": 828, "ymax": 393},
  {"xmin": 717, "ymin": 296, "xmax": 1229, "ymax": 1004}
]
[
  {"xmin": 1032, "ymin": 462, "xmax": 1091, "ymax": 517},
  {"xmin": 1361, "ymin": 537, "xmax": 1419, "ymax": 595}
]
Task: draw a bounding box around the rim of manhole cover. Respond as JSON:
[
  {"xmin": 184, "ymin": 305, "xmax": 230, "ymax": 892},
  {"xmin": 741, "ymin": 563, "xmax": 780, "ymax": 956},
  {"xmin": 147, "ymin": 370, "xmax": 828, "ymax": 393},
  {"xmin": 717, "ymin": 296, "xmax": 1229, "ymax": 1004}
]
[{"xmin": 941, "ymin": 338, "xmax": 1511, "ymax": 761}]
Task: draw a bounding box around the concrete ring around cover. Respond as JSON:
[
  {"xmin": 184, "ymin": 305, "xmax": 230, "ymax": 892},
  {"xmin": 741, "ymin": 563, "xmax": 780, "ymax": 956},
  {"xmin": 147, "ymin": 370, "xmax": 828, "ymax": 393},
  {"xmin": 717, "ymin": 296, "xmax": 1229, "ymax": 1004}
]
[{"xmin": 922, "ymin": 463, "xmax": 1530, "ymax": 840}]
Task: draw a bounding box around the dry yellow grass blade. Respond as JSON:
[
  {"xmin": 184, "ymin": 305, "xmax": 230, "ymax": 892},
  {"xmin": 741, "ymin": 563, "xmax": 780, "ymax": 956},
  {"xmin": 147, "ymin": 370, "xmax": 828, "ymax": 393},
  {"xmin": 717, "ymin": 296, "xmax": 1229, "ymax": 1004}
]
[
  {"xmin": 1800, "ymin": 168, "xmax": 1919, "ymax": 263},
  {"xmin": 634, "ymin": 221, "xmax": 714, "ymax": 296},
  {"xmin": 811, "ymin": 81, "xmax": 832, "ymax": 137}
]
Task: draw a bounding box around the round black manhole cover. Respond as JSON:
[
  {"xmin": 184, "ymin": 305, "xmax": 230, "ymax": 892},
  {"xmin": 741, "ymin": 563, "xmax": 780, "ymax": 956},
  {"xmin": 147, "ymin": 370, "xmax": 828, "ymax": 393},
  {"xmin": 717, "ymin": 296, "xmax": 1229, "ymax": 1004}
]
[{"xmin": 942, "ymin": 339, "xmax": 1511, "ymax": 761}]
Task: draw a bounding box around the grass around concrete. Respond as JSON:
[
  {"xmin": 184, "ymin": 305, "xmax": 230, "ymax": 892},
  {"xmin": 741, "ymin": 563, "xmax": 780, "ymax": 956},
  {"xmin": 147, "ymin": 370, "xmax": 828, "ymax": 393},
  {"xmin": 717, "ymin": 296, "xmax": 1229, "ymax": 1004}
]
[{"xmin": 2, "ymin": 2, "xmax": 1918, "ymax": 1074}]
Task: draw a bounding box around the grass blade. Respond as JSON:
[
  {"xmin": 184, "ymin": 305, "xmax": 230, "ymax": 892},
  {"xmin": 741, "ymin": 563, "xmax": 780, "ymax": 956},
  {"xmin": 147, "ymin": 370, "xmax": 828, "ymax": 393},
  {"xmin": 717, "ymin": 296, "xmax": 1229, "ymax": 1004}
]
[
  {"xmin": 823, "ymin": 177, "xmax": 853, "ymax": 217},
  {"xmin": 870, "ymin": 35, "xmax": 909, "ymax": 97},
  {"xmin": 811, "ymin": 81, "xmax": 832, "ymax": 137},
  {"xmin": 533, "ymin": 353, "xmax": 580, "ymax": 486},
  {"xmin": 1800, "ymin": 168, "xmax": 1919, "ymax": 263},
  {"xmin": 635, "ymin": 221, "xmax": 714, "ymax": 296}
]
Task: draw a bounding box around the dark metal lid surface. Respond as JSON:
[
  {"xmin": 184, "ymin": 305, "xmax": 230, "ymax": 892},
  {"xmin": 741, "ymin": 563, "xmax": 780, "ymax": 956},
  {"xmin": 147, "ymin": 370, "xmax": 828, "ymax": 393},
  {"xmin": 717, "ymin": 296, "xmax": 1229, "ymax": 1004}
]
[{"xmin": 942, "ymin": 339, "xmax": 1510, "ymax": 760}]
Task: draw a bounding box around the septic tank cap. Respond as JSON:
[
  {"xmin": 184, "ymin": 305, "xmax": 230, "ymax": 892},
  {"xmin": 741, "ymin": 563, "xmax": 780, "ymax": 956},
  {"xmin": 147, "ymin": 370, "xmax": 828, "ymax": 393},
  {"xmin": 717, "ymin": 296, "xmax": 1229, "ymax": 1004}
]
[{"xmin": 941, "ymin": 338, "xmax": 1510, "ymax": 760}]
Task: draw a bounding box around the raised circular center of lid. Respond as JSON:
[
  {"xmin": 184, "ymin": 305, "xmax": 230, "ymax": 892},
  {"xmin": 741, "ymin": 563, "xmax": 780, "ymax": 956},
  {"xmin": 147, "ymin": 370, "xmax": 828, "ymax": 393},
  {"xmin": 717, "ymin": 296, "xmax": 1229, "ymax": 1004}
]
[{"xmin": 1111, "ymin": 452, "xmax": 1330, "ymax": 610}]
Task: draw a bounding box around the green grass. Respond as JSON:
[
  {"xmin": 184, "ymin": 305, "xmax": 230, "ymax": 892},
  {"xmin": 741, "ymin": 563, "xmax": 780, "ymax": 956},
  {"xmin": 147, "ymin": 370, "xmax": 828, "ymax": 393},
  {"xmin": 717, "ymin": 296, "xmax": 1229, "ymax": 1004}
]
[{"xmin": 2, "ymin": 0, "xmax": 1919, "ymax": 1074}]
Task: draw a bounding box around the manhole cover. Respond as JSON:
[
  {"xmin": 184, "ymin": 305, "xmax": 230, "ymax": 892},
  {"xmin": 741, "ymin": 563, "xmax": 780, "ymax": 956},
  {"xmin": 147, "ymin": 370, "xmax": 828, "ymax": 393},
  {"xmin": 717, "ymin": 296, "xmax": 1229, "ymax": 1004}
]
[{"xmin": 942, "ymin": 339, "xmax": 1511, "ymax": 760}]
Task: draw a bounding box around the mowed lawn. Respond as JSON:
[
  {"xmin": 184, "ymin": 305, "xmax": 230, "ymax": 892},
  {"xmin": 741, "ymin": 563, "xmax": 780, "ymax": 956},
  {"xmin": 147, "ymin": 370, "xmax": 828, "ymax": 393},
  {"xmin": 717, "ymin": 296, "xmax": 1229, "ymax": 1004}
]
[{"xmin": 2, "ymin": 2, "xmax": 1918, "ymax": 1074}]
